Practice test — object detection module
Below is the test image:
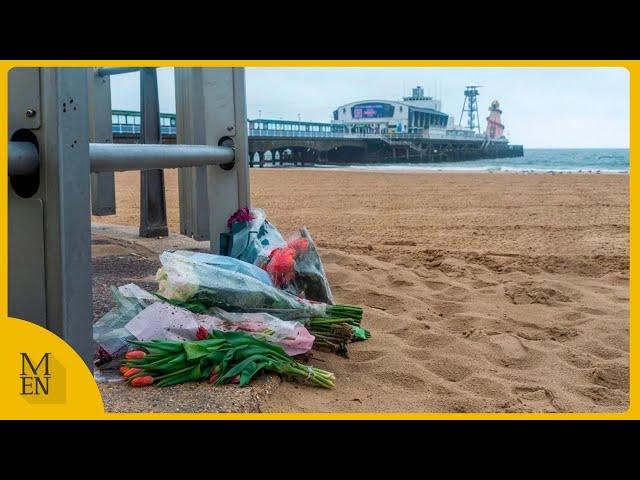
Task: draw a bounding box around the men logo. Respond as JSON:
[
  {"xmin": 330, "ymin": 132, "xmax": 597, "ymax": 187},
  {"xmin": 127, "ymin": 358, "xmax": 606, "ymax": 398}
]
[{"xmin": 20, "ymin": 353, "xmax": 52, "ymax": 395}]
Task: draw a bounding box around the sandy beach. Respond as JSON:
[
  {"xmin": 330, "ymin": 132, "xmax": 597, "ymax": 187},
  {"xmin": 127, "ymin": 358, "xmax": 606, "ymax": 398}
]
[{"xmin": 94, "ymin": 169, "xmax": 629, "ymax": 413}]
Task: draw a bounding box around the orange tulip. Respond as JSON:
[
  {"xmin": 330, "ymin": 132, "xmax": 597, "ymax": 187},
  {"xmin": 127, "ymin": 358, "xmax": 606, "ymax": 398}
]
[
  {"xmin": 124, "ymin": 367, "xmax": 142, "ymax": 378},
  {"xmin": 125, "ymin": 350, "xmax": 146, "ymax": 359},
  {"xmin": 131, "ymin": 376, "xmax": 154, "ymax": 387}
]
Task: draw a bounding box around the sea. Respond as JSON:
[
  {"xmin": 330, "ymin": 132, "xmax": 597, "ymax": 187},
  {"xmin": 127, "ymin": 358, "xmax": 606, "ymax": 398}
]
[{"xmin": 295, "ymin": 149, "xmax": 629, "ymax": 173}]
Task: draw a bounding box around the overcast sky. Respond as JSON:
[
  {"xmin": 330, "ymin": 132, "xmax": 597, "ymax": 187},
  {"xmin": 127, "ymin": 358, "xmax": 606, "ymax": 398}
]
[{"xmin": 109, "ymin": 67, "xmax": 629, "ymax": 148}]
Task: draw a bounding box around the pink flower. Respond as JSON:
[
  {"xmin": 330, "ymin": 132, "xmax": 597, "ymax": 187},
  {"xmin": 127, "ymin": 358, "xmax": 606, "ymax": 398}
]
[{"xmin": 227, "ymin": 207, "xmax": 255, "ymax": 229}]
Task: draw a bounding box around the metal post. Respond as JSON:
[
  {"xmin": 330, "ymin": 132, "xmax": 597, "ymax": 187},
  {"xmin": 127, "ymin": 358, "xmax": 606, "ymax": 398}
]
[
  {"xmin": 174, "ymin": 68, "xmax": 211, "ymax": 240},
  {"xmin": 174, "ymin": 67, "xmax": 251, "ymax": 251},
  {"xmin": 8, "ymin": 67, "xmax": 250, "ymax": 368},
  {"xmin": 205, "ymin": 67, "xmax": 251, "ymax": 251},
  {"xmin": 139, "ymin": 68, "xmax": 168, "ymax": 238},
  {"xmin": 88, "ymin": 68, "xmax": 116, "ymax": 216},
  {"xmin": 8, "ymin": 67, "xmax": 93, "ymax": 367}
]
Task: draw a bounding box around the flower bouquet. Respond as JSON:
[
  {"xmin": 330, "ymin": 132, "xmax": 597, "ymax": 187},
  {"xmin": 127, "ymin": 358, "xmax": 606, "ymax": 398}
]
[
  {"xmin": 125, "ymin": 300, "xmax": 315, "ymax": 356},
  {"xmin": 120, "ymin": 330, "xmax": 335, "ymax": 389},
  {"xmin": 93, "ymin": 281, "xmax": 316, "ymax": 374},
  {"xmin": 156, "ymin": 250, "xmax": 368, "ymax": 355},
  {"xmin": 220, "ymin": 208, "xmax": 334, "ymax": 304},
  {"xmin": 219, "ymin": 208, "xmax": 286, "ymax": 265},
  {"xmin": 260, "ymin": 228, "xmax": 334, "ymax": 304}
]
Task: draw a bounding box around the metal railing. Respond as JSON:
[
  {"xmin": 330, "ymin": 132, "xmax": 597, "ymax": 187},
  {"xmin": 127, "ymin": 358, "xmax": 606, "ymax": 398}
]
[
  {"xmin": 248, "ymin": 129, "xmax": 368, "ymax": 139},
  {"xmin": 8, "ymin": 142, "xmax": 236, "ymax": 176},
  {"xmin": 246, "ymin": 129, "xmax": 492, "ymax": 143}
]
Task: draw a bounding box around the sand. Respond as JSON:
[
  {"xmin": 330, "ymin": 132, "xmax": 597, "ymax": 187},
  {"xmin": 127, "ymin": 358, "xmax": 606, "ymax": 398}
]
[{"xmin": 93, "ymin": 169, "xmax": 629, "ymax": 413}]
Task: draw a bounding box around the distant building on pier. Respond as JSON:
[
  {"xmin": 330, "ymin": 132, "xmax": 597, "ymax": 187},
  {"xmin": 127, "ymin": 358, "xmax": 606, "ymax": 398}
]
[{"xmin": 332, "ymin": 86, "xmax": 454, "ymax": 137}]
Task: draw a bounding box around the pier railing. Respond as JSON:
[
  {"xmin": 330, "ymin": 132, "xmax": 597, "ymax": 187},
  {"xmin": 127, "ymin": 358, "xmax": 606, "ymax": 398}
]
[
  {"xmin": 112, "ymin": 125, "xmax": 505, "ymax": 144},
  {"xmin": 246, "ymin": 129, "xmax": 494, "ymax": 143},
  {"xmin": 247, "ymin": 129, "xmax": 376, "ymax": 139}
]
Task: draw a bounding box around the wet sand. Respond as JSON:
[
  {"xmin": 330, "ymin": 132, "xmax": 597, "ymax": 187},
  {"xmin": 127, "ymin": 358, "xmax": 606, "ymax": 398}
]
[{"xmin": 94, "ymin": 169, "xmax": 629, "ymax": 412}]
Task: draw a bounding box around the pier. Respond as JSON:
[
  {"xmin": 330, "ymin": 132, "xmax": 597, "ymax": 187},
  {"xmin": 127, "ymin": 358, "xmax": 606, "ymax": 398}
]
[{"xmin": 111, "ymin": 112, "xmax": 524, "ymax": 166}]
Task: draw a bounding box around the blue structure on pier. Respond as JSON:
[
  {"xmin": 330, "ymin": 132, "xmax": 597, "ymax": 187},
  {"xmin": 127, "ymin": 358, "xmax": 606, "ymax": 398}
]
[
  {"xmin": 112, "ymin": 109, "xmax": 177, "ymax": 135},
  {"xmin": 111, "ymin": 110, "xmax": 346, "ymax": 137}
]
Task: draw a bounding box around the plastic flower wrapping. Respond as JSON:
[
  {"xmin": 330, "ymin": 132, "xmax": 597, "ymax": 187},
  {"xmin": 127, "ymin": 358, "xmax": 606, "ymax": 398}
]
[
  {"xmin": 93, "ymin": 281, "xmax": 316, "ymax": 371},
  {"xmin": 93, "ymin": 209, "xmax": 369, "ymax": 389},
  {"xmin": 220, "ymin": 208, "xmax": 335, "ymax": 304}
]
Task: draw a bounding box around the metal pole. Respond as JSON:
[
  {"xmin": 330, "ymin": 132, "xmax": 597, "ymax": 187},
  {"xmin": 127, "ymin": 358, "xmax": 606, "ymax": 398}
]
[
  {"xmin": 89, "ymin": 68, "xmax": 116, "ymax": 216},
  {"xmin": 89, "ymin": 143, "xmax": 235, "ymax": 172},
  {"xmin": 9, "ymin": 142, "xmax": 235, "ymax": 175},
  {"xmin": 139, "ymin": 67, "xmax": 168, "ymax": 238},
  {"xmin": 231, "ymin": 68, "xmax": 251, "ymax": 209},
  {"xmin": 96, "ymin": 67, "xmax": 141, "ymax": 77},
  {"xmin": 8, "ymin": 141, "xmax": 39, "ymax": 176}
]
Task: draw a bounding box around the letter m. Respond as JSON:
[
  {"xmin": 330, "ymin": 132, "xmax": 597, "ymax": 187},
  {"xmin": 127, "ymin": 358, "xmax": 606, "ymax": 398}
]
[{"xmin": 21, "ymin": 353, "xmax": 51, "ymax": 376}]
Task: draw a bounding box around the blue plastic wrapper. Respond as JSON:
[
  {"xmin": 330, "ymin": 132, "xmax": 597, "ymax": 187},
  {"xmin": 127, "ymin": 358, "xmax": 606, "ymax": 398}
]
[
  {"xmin": 169, "ymin": 250, "xmax": 274, "ymax": 287},
  {"xmin": 220, "ymin": 208, "xmax": 286, "ymax": 264},
  {"xmin": 219, "ymin": 208, "xmax": 335, "ymax": 304}
]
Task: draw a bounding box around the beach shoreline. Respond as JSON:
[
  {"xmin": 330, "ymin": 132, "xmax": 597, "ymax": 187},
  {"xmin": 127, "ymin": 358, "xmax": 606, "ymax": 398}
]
[
  {"xmin": 94, "ymin": 169, "xmax": 629, "ymax": 412},
  {"xmin": 254, "ymin": 166, "xmax": 629, "ymax": 174}
]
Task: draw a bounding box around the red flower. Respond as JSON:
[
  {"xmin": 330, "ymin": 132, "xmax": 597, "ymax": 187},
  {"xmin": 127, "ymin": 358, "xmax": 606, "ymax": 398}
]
[
  {"xmin": 196, "ymin": 325, "xmax": 208, "ymax": 340},
  {"xmin": 131, "ymin": 376, "xmax": 154, "ymax": 387},
  {"xmin": 227, "ymin": 207, "xmax": 255, "ymax": 229},
  {"xmin": 265, "ymin": 247, "xmax": 296, "ymax": 287},
  {"xmin": 287, "ymin": 237, "xmax": 309, "ymax": 257},
  {"xmin": 124, "ymin": 367, "xmax": 142, "ymax": 378},
  {"xmin": 125, "ymin": 350, "xmax": 146, "ymax": 359}
]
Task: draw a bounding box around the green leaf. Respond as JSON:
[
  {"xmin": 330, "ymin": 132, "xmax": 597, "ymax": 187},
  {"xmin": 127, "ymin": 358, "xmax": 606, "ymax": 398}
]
[{"xmin": 184, "ymin": 343, "xmax": 211, "ymax": 361}]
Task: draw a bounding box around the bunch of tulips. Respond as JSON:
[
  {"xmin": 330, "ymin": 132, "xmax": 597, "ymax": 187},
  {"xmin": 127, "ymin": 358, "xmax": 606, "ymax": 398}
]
[
  {"xmin": 119, "ymin": 330, "xmax": 335, "ymax": 389},
  {"xmin": 308, "ymin": 305, "xmax": 369, "ymax": 356}
]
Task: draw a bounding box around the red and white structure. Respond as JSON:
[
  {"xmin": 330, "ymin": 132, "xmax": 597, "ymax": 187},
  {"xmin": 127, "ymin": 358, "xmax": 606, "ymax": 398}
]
[{"xmin": 485, "ymin": 100, "xmax": 505, "ymax": 139}]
